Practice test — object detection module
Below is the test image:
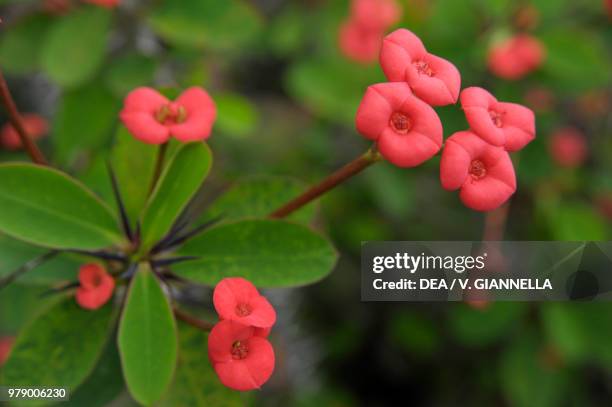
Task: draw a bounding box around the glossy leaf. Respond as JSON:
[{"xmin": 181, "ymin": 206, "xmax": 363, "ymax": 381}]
[
  {"xmin": 41, "ymin": 7, "xmax": 111, "ymax": 87},
  {"xmin": 0, "ymin": 164, "xmax": 123, "ymax": 250},
  {"xmin": 2, "ymin": 297, "xmax": 114, "ymax": 391},
  {"xmin": 161, "ymin": 324, "xmax": 246, "ymax": 407},
  {"xmin": 203, "ymin": 175, "xmax": 316, "ymax": 224},
  {"xmin": 174, "ymin": 219, "xmax": 338, "ymax": 287},
  {"xmin": 0, "ymin": 15, "xmax": 50, "ymax": 74},
  {"xmin": 215, "ymin": 92, "xmax": 259, "ymax": 137},
  {"xmin": 117, "ymin": 264, "xmax": 178, "ymax": 406},
  {"xmin": 139, "ymin": 142, "xmax": 212, "ymax": 252}
]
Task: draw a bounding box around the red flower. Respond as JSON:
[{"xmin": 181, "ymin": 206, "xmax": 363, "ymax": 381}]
[
  {"xmin": 351, "ymin": 0, "xmax": 402, "ymax": 31},
  {"xmin": 84, "ymin": 0, "xmax": 120, "ymax": 8},
  {"xmin": 0, "ymin": 336, "xmax": 13, "ymax": 366},
  {"xmin": 356, "ymin": 82, "xmax": 443, "ymax": 167},
  {"xmin": 0, "ymin": 114, "xmax": 48, "ymax": 150},
  {"xmin": 120, "ymin": 87, "xmax": 216, "ymax": 145},
  {"xmin": 76, "ymin": 264, "xmax": 115, "ymax": 310},
  {"xmin": 549, "ymin": 127, "xmax": 588, "ymax": 168},
  {"xmin": 213, "ymin": 278, "xmax": 276, "ymax": 329},
  {"xmin": 440, "ymin": 131, "xmax": 516, "ymax": 211},
  {"xmin": 379, "ymin": 29, "xmax": 461, "ymax": 106},
  {"xmin": 338, "ymin": 20, "xmax": 384, "ymax": 63},
  {"xmin": 487, "ymin": 35, "xmax": 544, "ymax": 80},
  {"xmin": 460, "ymin": 87, "xmax": 535, "ymax": 151},
  {"xmin": 208, "ymin": 320, "xmax": 275, "ymax": 391}
]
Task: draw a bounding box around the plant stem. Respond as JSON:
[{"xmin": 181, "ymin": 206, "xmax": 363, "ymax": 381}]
[
  {"xmin": 148, "ymin": 142, "xmax": 168, "ymax": 194},
  {"xmin": 0, "ymin": 251, "xmax": 58, "ymax": 290},
  {"xmin": 173, "ymin": 308, "xmax": 215, "ymax": 331},
  {"xmin": 0, "ymin": 71, "xmax": 47, "ymax": 165},
  {"xmin": 482, "ymin": 203, "xmax": 510, "ymax": 241},
  {"xmin": 269, "ymin": 147, "xmax": 382, "ymax": 219}
]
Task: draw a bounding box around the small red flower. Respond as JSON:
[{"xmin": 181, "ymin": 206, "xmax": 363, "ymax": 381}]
[
  {"xmin": 76, "ymin": 264, "xmax": 115, "ymax": 310},
  {"xmin": 440, "ymin": 131, "xmax": 516, "ymax": 211},
  {"xmin": 549, "ymin": 127, "xmax": 588, "ymax": 168},
  {"xmin": 356, "ymin": 82, "xmax": 443, "ymax": 167},
  {"xmin": 84, "ymin": 0, "xmax": 120, "ymax": 8},
  {"xmin": 460, "ymin": 87, "xmax": 535, "ymax": 151},
  {"xmin": 120, "ymin": 87, "xmax": 216, "ymax": 145},
  {"xmin": 487, "ymin": 35, "xmax": 544, "ymax": 80},
  {"xmin": 338, "ymin": 20, "xmax": 384, "ymax": 63},
  {"xmin": 208, "ymin": 320, "xmax": 275, "ymax": 391},
  {"xmin": 213, "ymin": 278, "xmax": 276, "ymax": 329},
  {"xmin": 0, "ymin": 336, "xmax": 13, "ymax": 366},
  {"xmin": 0, "ymin": 114, "xmax": 48, "ymax": 150},
  {"xmin": 379, "ymin": 29, "xmax": 461, "ymax": 106},
  {"xmin": 351, "ymin": 0, "xmax": 402, "ymax": 31}
]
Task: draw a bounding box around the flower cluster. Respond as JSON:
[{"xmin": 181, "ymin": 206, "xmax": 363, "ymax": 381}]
[
  {"xmin": 487, "ymin": 34, "xmax": 544, "ymax": 80},
  {"xmin": 356, "ymin": 28, "xmax": 536, "ymax": 211},
  {"xmin": 208, "ymin": 278, "xmax": 276, "ymax": 391},
  {"xmin": 339, "ymin": 0, "xmax": 401, "ymax": 63},
  {"xmin": 0, "ymin": 114, "xmax": 48, "ymax": 150},
  {"xmin": 120, "ymin": 87, "xmax": 216, "ymax": 145},
  {"xmin": 75, "ymin": 263, "xmax": 115, "ymax": 310}
]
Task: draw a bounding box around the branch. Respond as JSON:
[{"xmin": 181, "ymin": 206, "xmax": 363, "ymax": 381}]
[
  {"xmin": 0, "ymin": 71, "xmax": 48, "ymax": 165},
  {"xmin": 173, "ymin": 308, "xmax": 215, "ymax": 331},
  {"xmin": 268, "ymin": 147, "xmax": 381, "ymax": 218}
]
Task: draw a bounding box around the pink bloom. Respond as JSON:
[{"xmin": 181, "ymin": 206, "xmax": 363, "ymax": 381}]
[
  {"xmin": 379, "ymin": 29, "xmax": 461, "ymax": 106},
  {"xmin": 0, "ymin": 337, "xmax": 13, "ymax": 366},
  {"xmin": 487, "ymin": 35, "xmax": 544, "ymax": 80},
  {"xmin": 213, "ymin": 278, "xmax": 276, "ymax": 329},
  {"xmin": 0, "ymin": 114, "xmax": 48, "ymax": 150},
  {"xmin": 208, "ymin": 320, "xmax": 275, "ymax": 391},
  {"xmin": 338, "ymin": 20, "xmax": 383, "ymax": 63},
  {"xmin": 461, "ymin": 87, "xmax": 535, "ymax": 151},
  {"xmin": 84, "ymin": 0, "xmax": 120, "ymax": 8},
  {"xmin": 549, "ymin": 127, "xmax": 588, "ymax": 168},
  {"xmin": 440, "ymin": 131, "xmax": 516, "ymax": 211},
  {"xmin": 355, "ymin": 82, "xmax": 443, "ymax": 167},
  {"xmin": 351, "ymin": 0, "xmax": 402, "ymax": 31},
  {"xmin": 120, "ymin": 87, "xmax": 216, "ymax": 145},
  {"xmin": 76, "ymin": 264, "xmax": 115, "ymax": 310}
]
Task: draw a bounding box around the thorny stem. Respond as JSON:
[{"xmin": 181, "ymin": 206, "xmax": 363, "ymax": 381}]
[
  {"xmin": 148, "ymin": 142, "xmax": 168, "ymax": 195},
  {"xmin": 268, "ymin": 147, "xmax": 382, "ymax": 218},
  {"xmin": 0, "ymin": 251, "xmax": 58, "ymax": 290},
  {"xmin": 174, "ymin": 307, "xmax": 215, "ymax": 331},
  {"xmin": 0, "ymin": 71, "xmax": 48, "ymax": 165}
]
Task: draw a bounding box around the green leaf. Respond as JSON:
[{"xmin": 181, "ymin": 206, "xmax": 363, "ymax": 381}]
[
  {"xmin": 110, "ymin": 127, "xmax": 158, "ymax": 226},
  {"xmin": 139, "ymin": 142, "xmax": 212, "ymax": 252},
  {"xmin": 147, "ymin": 0, "xmax": 262, "ymax": 50},
  {"xmin": 161, "ymin": 324, "xmax": 247, "ymax": 407},
  {"xmin": 215, "ymin": 92, "xmax": 259, "ymax": 137},
  {"xmin": 64, "ymin": 339, "xmax": 125, "ymax": 407},
  {"xmin": 449, "ymin": 303, "xmax": 526, "ymax": 347},
  {"xmin": 285, "ymin": 56, "xmax": 383, "ymax": 125},
  {"xmin": 41, "ymin": 7, "xmax": 111, "ymax": 87},
  {"xmin": 174, "ymin": 219, "xmax": 338, "ymax": 287},
  {"xmin": 1, "ymin": 297, "xmax": 114, "ymax": 393},
  {"xmin": 203, "ymin": 175, "xmax": 316, "ymax": 224},
  {"xmin": 0, "ymin": 164, "xmax": 123, "ymax": 250},
  {"xmin": 53, "ymin": 84, "xmax": 119, "ymax": 166},
  {"xmin": 0, "ymin": 15, "xmax": 50, "ymax": 74},
  {"xmin": 0, "ymin": 284, "xmax": 53, "ymax": 334},
  {"xmin": 118, "ymin": 264, "xmax": 178, "ymax": 406},
  {"xmin": 105, "ymin": 54, "xmax": 157, "ymax": 97}
]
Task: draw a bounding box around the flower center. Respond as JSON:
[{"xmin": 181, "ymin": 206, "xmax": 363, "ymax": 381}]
[
  {"xmin": 155, "ymin": 103, "xmax": 187, "ymax": 124},
  {"xmin": 235, "ymin": 303, "xmax": 252, "ymax": 317},
  {"xmin": 90, "ymin": 274, "xmax": 103, "ymax": 287},
  {"xmin": 413, "ymin": 59, "xmax": 434, "ymax": 76},
  {"xmin": 231, "ymin": 340, "xmax": 249, "ymax": 360},
  {"xmin": 489, "ymin": 110, "xmax": 503, "ymax": 128},
  {"xmin": 469, "ymin": 160, "xmax": 487, "ymax": 179},
  {"xmin": 389, "ymin": 112, "xmax": 412, "ymax": 134}
]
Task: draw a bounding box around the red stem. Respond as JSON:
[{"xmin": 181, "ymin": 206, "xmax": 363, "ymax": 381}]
[
  {"xmin": 173, "ymin": 308, "xmax": 215, "ymax": 331},
  {"xmin": 0, "ymin": 71, "xmax": 48, "ymax": 165},
  {"xmin": 269, "ymin": 148, "xmax": 382, "ymax": 219}
]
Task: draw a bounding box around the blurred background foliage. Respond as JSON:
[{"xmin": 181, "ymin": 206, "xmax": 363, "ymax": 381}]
[{"xmin": 0, "ymin": 0, "xmax": 611, "ymax": 406}]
